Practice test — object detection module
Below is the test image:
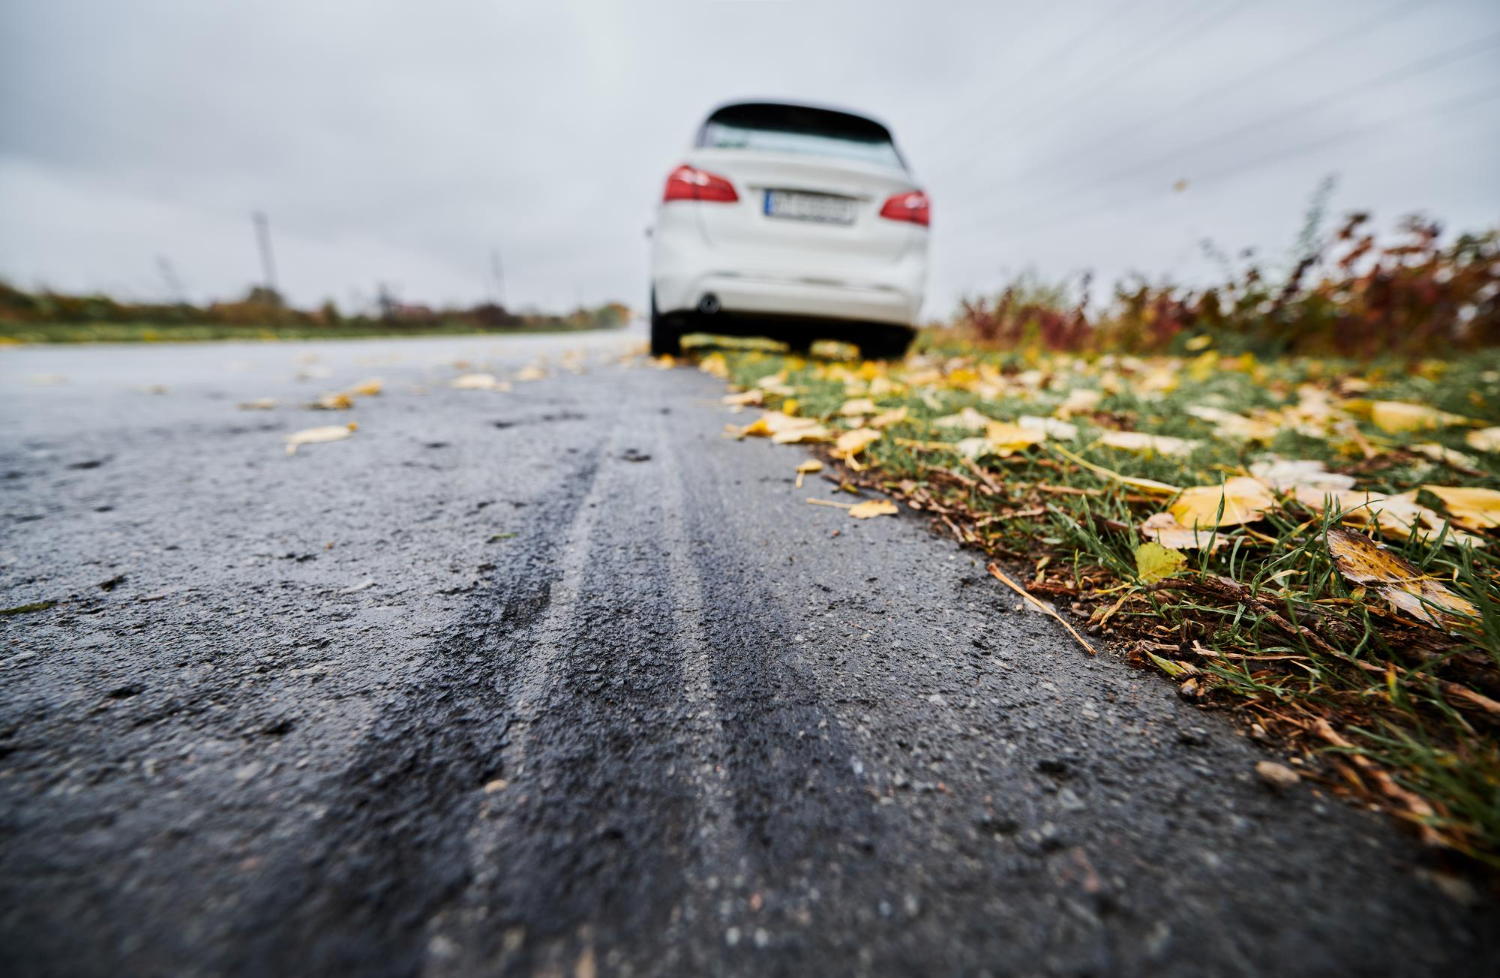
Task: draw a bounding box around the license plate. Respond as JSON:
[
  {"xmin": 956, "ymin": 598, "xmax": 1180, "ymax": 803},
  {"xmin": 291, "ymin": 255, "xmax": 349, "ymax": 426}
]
[{"xmin": 763, "ymin": 190, "xmax": 857, "ymax": 225}]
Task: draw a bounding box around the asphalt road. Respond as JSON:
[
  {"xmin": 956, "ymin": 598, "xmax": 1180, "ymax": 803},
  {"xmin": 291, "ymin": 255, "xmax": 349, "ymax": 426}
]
[{"xmin": 2, "ymin": 329, "xmax": 1496, "ymax": 977}]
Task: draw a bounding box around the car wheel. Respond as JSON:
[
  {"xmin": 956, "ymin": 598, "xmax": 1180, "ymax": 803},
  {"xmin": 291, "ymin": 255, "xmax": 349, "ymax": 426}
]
[
  {"xmin": 649, "ymin": 292, "xmax": 681, "ymax": 357},
  {"xmin": 861, "ymin": 325, "xmax": 914, "ymax": 361}
]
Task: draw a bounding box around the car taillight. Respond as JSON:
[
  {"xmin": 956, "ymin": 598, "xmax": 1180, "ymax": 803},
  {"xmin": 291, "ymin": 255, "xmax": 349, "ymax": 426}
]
[
  {"xmin": 663, "ymin": 164, "xmax": 739, "ymax": 203},
  {"xmin": 880, "ymin": 190, "xmax": 930, "ymax": 227}
]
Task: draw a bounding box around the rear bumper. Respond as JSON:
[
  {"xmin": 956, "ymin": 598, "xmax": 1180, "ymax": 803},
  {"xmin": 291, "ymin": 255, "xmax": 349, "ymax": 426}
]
[{"xmin": 652, "ymin": 224, "xmax": 926, "ymax": 327}]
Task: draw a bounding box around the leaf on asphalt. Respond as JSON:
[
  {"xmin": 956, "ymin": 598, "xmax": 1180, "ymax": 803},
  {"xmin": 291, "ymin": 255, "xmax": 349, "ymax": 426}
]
[
  {"xmin": 1135, "ymin": 541, "xmax": 1187, "ymax": 583},
  {"xmin": 285, "ymin": 422, "xmax": 357, "ymax": 455},
  {"xmin": 1097, "ymin": 431, "xmax": 1201, "ymax": 457},
  {"xmin": 1169, "ymin": 477, "xmax": 1275, "ymax": 529},
  {"xmin": 721, "ymin": 389, "xmax": 764, "ymax": 407},
  {"xmin": 1466, "ymin": 427, "xmax": 1500, "ymax": 453},
  {"xmin": 346, "ymin": 377, "xmax": 383, "ymax": 397},
  {"xmin": 1327, "ymin": 528, "xmax": 1477, "ymax": 626},
  {"xmin": 773, "ymin": 424, "xmax": 831, "ymax": 444},
  {"xmin": 838, "ymin": 397, "xmax": 878, "ymax": 416},
  {"xmin": 737, "ymin": 411, "xmax": 819, "ymax": 440},
  {"xmin": 794, "ymin": 458, "xmax": 823, "ymax": 488},
  {"xmin": 1421, "ymin": 485, "xmax": 1500, "ymax": 530},
  {"xmin": 848, "ymin": 498, "xmax": 899, "ymax": 519},
  {"xmin": 1018, "ymin": 415, "xmax": 1079, "ymax": 440},
  {"xmin": 515, "ymin": 365, "xmax": 546, "ymax": 382},
  {"xmin": 932, "ymin": 406, "xmax": 993, "ymax": 432},
  {"xmin": 1355, "ymin": 400, "xmax": 1472, "ymax": 433},
  {"xmin": 451, "ymin": 373, "xmax": 510, "ymax": 391},
  {"xmin": 1140, "ymin": 511, "xmax": 1228, "ymax": 550},
  {"xmin": 238, "ymin": 398, "xmax": 277, "ymax": 410},
  {"xmin": 1249, "ymin": 457, "xmax": 1355, "ymax": 493},
  {"xmin": 698, "ymin": 353, "xmax": 729, "ymax": 378},
  {"xmin": 310, "ymin": 392, "xmax": 354, "ymax": 410}
]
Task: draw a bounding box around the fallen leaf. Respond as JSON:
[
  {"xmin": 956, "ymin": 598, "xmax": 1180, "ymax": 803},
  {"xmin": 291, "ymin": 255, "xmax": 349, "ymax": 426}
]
[
  {"xmin": 832, "ymin": 427, "xmax": 881, "ymax": 459},
  {"xmin": 1018, "ymin": 415, "xmax": 1078, "ymax": 440},
  {"xmin": 310, "ymin": 392, "xmax": 354, "ymax": 410},
  {"xmin": 870, "ymin": 406, "xmax": 909, "ymax": 428},
  {"xmin": 451, "ymin": 373, "xmax": 510, "ymax": 391},
  {"xmin": 1055, "ymin": 388, "xmax": 1102, "ymax": 416},
  {"xmin": 515, "ymin": 365, "xmax": 546, "ymax": 381},
  {"xmin": 1364, "ymin": 400, "xmax": 1471, "ymax": 433},
  {"xmin": 1135, "ymin": 541, "xmax": 1187, "ymax": 583},
  {"xmin": 1139, "ymin": 511, "xmax": 1228, "ymax": 550},
  {"xmin": 795, "ymin": 458, "xmax": 823, "ymax": 488},
  {"xmin": 1409, "ymin": 443, "xmax": 1480, "ymax": 469},
  {"xmin": 238, "ymin": 398, "xmax": 277, "ymax": 410},
  {"xmin": 983, "ymin": 421, "xmax": 1047, "ymax": 456},
  {"xmin": 839, "ymin": 398, "xmax": 878, "ymax": 416},
  {"xmin": 1097, "ymin": 431, "xmax": 1201, "ymax": 457},
  {"xmin": 346, "ymin": 377, "xmax": 383, "ymax": 397},
  {"xmin": 1249, "ymin": 457, "xmax": 1355, "ymax": 493},
  {"xmin": 848, "ymin": 498, "xmax": 899, "ymax": 519},
  {"xmin": 1185, "ymin": 404, "xmax": 1277, "ymax": 440},
  {"xmin": 1327, "ymin": 528, "xmax": 1477, "ymax": 626},
  {"xmin": 721, "ymin": 389, "xmax": 764, "ymax": 407},
  {"xmin": 1466, "ymin": 427, "xmax": 1500, "ymax": 453},
  {"xmin": 285, "ymin": 422, "xmax": 357, "ymax": 455},
  {"xmin": 1421, "ymin": 485, "xmax": 1500, "ymax": 530},
  {"xmin": 1169, "ymin": 477, "xmax": 1275, "ymax": 529},
  {"xmin": 932, "ymin": 407, "xmax": 993, "ymax": 432}
]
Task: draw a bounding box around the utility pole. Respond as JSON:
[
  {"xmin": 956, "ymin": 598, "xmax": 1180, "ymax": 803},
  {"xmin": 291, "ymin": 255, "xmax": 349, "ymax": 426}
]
[
  {"xmin": 489, "ymin": 248, "xmax": 505, "ymax": 309},
  {"xmin": 252, "ymin": 211, "xmax": 278, "ymax": 296}
]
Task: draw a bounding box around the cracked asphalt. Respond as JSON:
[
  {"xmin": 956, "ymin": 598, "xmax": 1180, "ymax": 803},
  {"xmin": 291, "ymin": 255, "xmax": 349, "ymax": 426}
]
[{"xmin": 2, "ymin": 329, "xmax": 1496, "ymax": 977}]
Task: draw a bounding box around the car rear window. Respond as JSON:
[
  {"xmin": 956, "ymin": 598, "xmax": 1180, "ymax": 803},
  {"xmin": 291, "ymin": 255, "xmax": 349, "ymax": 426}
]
[{"xmin": 698, "ymin": 102, "xmax": 906, "ymax": 170}]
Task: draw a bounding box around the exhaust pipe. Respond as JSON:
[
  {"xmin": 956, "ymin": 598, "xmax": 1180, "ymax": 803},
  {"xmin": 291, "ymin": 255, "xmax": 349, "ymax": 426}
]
[{"xmin": 697, "ymin": 293, "xmax": 720, "ymax": 315}]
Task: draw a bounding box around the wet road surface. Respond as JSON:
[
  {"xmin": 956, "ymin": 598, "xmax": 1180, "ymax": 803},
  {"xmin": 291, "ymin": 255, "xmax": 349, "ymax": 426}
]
[{"xmin": 2, "ymin": 331, "xmax": 1496, "ymax": 976}]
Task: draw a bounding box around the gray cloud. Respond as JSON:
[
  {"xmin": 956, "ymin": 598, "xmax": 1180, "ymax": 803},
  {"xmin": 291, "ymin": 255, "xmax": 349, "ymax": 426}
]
[{"xmin": 2, "ymin": 0, "xmax": 1497, "ymax": 315}]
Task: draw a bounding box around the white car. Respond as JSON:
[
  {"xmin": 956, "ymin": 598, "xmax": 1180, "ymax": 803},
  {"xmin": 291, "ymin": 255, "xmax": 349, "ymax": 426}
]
[{"xmin": 649, "ymin": 100, "xmax": 929, "ymax": 358}]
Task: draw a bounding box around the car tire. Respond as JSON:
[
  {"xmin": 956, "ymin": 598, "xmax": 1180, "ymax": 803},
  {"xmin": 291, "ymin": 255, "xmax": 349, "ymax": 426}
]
[
  {"xmin": 861, "ymin": 325, "xmax": 914, "ymax": 361},
  {"xmin": 649, "ymin": 292, "xmax": 681, "ymax": 357}
]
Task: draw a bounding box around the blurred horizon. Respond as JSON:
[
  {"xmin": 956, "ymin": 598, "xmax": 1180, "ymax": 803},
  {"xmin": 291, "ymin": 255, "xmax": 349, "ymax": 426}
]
[{"xmin": 1, "ymin": 0, "xmax": 1497, "ymax": 318}]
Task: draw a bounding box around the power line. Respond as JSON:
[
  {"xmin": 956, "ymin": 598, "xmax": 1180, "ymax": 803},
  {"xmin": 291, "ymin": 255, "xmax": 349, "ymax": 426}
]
[
  {"xmin": 943, "ymin": 29, "xmax": 1500, "ymax": 237},
  {"xmin": 956, "ymin": 81, "xmax": 1500, "ymax": 241},
  {"xmin": 918, "ymin": 0, "xmax": 1149, "ymax": 156},
  {"xmin": 931, "ymin": 0, "xmax": 1248, "ymax": 178},
  {"xmin": 985, "ymin": 0, "xmax": 1434, "ymax": 193}
]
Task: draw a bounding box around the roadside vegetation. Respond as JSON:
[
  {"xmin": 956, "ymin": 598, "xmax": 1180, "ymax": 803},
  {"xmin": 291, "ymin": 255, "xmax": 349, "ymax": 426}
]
[
  {"xmin": 685, "ymin": 212, "xmax": 1500, "ymax": 867},
  {"xmin": 0, "ymin": 282, "xmax": 629, "ymax": 344}
]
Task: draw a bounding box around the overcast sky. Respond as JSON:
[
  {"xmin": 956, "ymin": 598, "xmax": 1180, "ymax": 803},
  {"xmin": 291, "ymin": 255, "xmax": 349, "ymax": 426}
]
[{"xmin": 2, "ymin": 0, "xmax": 1497, "ymax": 317}]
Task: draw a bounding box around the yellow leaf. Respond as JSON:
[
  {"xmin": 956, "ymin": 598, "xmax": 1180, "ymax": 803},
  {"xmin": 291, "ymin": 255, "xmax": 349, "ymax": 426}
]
[
  {"xmin": 781, "ymin": 399, "xmax": 800, "ymax": 416},
  {"xmin": 1055, "ymin": 388, "xmax": 1102, "ymax": 417},
  {"xmin": 1146, "ymin": 650, "xmax": 1188, "ymax": 678},
  {"xmin": 848, "ymin": 498, "xmax": 899, "ymax": 519},
  {"xmin": 833, "ymin": 427, "xmax": 881, "ymax": 458},
  {"xmin": 1327, "ymin": 529, "xmax": 1477, "ymax": 626},
  {"xmin": 721, "ymin": 389, "xmax": 764, "ymax": 407},
  {"xmin": 984, "ymin": 421, "xmax": 1047, "ymax": 455},
  {"xmin": 839, "ymin": 398, "xmax": 878, "ymax": 416},
  {"xmin": 285, "ymin": 422, "xmax": 357, "ymax": 455},
  {"xmin": 931, "ymin": 407, "xmax": 993, "ymax": 432},
  {"xmin": 450, "ymin": 373, "xmax": 510, "ymax": 391},
  {"xmin": 698, "ymin": 352, "xmax": 729, "ymax": 378},
  {"xmin": 1140, "ymin": 512, "xmax": 1228, "ymax": 550},
  {"xmin": 515, "ymin": 365, "xmax": 546, "ymax": 382},
  {"xmin": 346, "ymin": 377, "xmax": 383, "ymax": 397},
  {"xmin": 1169, "ymin": 477, "xmax": 1275, "ymax": 529},
  {"xmin": 1466, "ymin": 427, "xmax": 1500, "ymax": 453},
  {"xmin": 1421, "ymin": 485, "xmax": 1500, "ymax": 530},
  {"xmin": 794, "ymin": 458, "xmax": 823, "ymax": 488},
  {"xmin": 1097, "ymin": 431, "xmax": 1201, "ymax": 457},
  {"xmin": 1135, "ymin": 541, "xmax": 1187, "ymax": 583},
  {"xmin": 870, "ymin": 406, "xmax": 909, "ymax": 429},
  {"xmin": 772, "ymin": 424, "xmax": 831, "ymax": 445},
  {"xmin": 311, "ymin": 392, "xmax": 353, "ymax": 410},
  {"xmin": 1018, "ymin": 415, "xmax": 1078, "ymax": 440},
  {"xmin": 1366, "ymin": 400, "xmax": 1470, "ymax": 433},
  {"xmin": 1409, "ymin": 443, "xmax": 1479, "ymax": 469},
  {"xmin": 1249, "ymin": 457, "xmax": 1354, "ymax": 492}
]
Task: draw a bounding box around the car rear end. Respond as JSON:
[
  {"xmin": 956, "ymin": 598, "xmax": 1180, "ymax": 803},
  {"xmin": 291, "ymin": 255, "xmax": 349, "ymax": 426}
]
[{"xmin": 650, "ymin": 101, "xmax": 928, "ymax": 357}]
